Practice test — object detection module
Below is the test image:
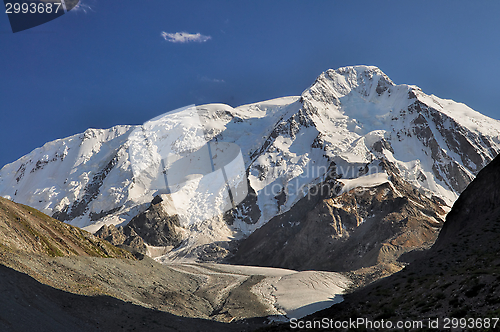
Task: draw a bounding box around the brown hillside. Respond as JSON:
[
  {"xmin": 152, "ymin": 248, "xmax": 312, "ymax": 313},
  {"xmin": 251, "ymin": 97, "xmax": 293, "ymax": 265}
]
[{"xmin": 0, "ymin": 196, "xmax": 133, "ymax": 259}]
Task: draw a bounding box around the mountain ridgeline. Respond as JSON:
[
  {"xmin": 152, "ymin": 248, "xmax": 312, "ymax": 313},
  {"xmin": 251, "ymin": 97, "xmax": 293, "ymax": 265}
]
[{"xmin": 1, "ymin": 65, "xmax": 500, "ymax": 274}]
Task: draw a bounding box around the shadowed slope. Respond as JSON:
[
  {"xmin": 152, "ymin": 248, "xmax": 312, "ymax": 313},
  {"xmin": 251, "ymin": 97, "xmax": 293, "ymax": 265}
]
[{"xmin": 0, "ymin": 264, "xmax": 253, "ymax": 332}]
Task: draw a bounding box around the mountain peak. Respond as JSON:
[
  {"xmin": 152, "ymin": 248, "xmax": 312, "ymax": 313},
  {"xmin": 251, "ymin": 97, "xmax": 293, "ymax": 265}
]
[
  {"xmin": 328, "ymin": 65, "xmax": 391, "ymax": 81},
  {"xmin": 302, "ymin": 65, "xmax": 397, "ymax": 105},
  {"xmin": 1, "ymin": 66, "xmax": 500, "ymax": 265}
]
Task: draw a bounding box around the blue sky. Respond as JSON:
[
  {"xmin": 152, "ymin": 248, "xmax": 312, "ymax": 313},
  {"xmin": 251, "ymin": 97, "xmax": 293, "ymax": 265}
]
[{"xmin": 1, "ymin": 0, "xmax": 500, "ymax": 168}]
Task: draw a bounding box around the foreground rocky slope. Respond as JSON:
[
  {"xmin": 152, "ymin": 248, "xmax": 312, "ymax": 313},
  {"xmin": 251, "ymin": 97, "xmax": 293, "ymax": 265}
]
[
  {"xmin": 0, "ymin": 263, "xmax": 255, "ymax": 332},
  {"xmin": 0, "ymin": 198, "xmax": 260, "ymax": 330},
  {"xmin": 263, "ymin": 154, "xmax": 500, "ymax": 331},
  {"xmin": 0, "ymin": 198, "xmax": 352, "ymax": 330}
]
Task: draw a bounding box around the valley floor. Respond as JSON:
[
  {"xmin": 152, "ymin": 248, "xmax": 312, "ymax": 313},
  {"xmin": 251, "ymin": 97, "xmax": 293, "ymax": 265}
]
[
  {"xmin": 0, "ymin": 249, "xmax": 350, "ymax": 329},
  {"xmin": 164, "ymin": 262, "xmax": 350, "ymax": 321}
]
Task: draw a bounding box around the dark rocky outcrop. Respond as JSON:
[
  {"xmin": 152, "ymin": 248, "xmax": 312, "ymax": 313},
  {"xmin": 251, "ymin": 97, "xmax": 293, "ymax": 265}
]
[
  {"xmin": 94, "ymin": 223, "xmax": 147, "ymax": 257},
  {"xmin": 224, "ymin": 179, "xmax": 261, "ymax": 226},
  {"xmin": 231, "ymin": 159, "xmax": 446, "ymax": 279},
  {"xmin": 95, "ymin": 195, "xmax": 184, "ymax": 254},
  {"xmin": 94, "ymin": 223, "xmax": 127, "ymax": 245},
  {"xmin": 126, "ymin": 195, "xmax": 183, "ymax": 247}
]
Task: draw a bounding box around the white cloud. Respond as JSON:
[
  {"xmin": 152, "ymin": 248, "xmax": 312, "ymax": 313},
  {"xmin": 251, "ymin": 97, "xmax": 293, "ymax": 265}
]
[
  {"xmin": 200, "ymin": 76, "xmax": 225, "ymax": 83},
  {"xmin": 161, "ymin": 31, "xmax": 211, "ymax": 43}
]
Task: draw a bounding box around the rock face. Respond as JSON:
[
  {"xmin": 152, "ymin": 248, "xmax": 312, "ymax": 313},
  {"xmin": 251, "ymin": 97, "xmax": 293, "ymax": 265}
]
[
  {"xmin": 95, "ymin": 195, "xmax": 183, "ymax": 255},
  {"xmin": 125, "ymin": 195, "xmax": 183, "ymax": 248},
  {"xmin": 1, "ymin": 65, "xmax": 500, "ymax": 265},
  {"xmin": 94, "ymin": 223, "xmax": 127, "ymax": 245},
  {"xmin": 94, "ymin": 223, "xmax": 147, "ymax": 257},
  {"xmin": 264, "ymin": 155, "xmax": 500, "ymax": 331},
  {"xmin": 231, "ymin": 159, "xmax": 446, "ymax": 274}
]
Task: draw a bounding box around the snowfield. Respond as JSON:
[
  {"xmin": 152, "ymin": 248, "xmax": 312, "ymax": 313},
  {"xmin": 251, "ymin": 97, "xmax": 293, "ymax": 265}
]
[{"xmin": 337, "ymin": 172, "xmax": 390, "ymax": 194}]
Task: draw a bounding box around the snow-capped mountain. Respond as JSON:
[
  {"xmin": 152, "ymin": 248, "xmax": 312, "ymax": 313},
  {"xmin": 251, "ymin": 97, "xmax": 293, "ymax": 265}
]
[{"xmin": 1, "ymin": 65, "xmax": 499, "ymax": 262}]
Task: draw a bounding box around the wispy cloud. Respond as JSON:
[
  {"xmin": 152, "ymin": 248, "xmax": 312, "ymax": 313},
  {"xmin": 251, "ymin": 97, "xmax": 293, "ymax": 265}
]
[
  {"xmin": 161, "ymin": 31, "xmax": 211, "ymax": 43},
  {"xmin": 200, "ymin": 76, "xmax": 225, "ymax": 83}
]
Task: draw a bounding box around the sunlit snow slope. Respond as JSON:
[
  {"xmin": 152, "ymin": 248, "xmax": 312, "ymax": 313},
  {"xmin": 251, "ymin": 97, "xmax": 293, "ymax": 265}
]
[{"xmin": 1, "ymin": 66, "xmax": 499, "ymax": 258}]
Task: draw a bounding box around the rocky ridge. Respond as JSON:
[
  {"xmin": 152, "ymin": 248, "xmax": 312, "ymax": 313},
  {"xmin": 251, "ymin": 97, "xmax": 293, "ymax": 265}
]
[
  {"xmin": 231, "ymin": 158, "xmax": 447, "ymax": 279},
  {"xmin": 1, "ymin": 65, "xmax": 499, "ymax": 269}
]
